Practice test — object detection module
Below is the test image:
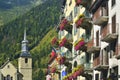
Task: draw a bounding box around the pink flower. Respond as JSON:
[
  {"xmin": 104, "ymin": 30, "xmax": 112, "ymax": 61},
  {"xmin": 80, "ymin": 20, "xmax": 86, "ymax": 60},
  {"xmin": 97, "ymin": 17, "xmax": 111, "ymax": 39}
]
[
  {"xmin": 60, "ymin": 19, "xmax": 68, "ymax": 31},
  {"xmin": 59, "ymin": 38, "xmax": 67, "ymax": 47},
  {"xmin": 75, "ymin": 40, "xmax": 85, "ymax": 51},
  {"xmin": 51, "ymin": 37, "xmax": 57, "ymax": 45},
  {"xmin": 76, "ymin": 18, "xmax": 83, "ymax": 28},
  {"xmin": 75, "ymin": 0, "xmax": 82, "ymax": 6}
]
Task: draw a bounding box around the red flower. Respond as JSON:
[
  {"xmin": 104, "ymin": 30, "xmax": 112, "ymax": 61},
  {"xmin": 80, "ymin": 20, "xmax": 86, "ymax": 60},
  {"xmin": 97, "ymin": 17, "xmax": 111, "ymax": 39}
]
[
  {"xmin": 76, "ymin": 18, "xmax": 83, "ymax": 28},
  {"xmin": 59, "ymin": 38, "xmax": 67, "ymax": 47},
  {"xmin": 75, "ymin": 0, "xmax": 82, "ymax": 6},
  {"xmin": 51, "ymin": 37, "xmax": 57, "ymax": 45},
  {"xmin": 73, "ymin": 72, "xmax": 77, "ymax": 79},
  {"xmin": 59, "ymin": 57, "xmax": 66, "ymax": 64},
  {"xmin": 68, "ymin": 75, "xmax": 73, "ymax": 80},
  {"xmin": 51, "ymin": 68, "xmax": 56, "ymax": 73},
  {"xmin": 75, "ymin": 40, "xmax": 85, "ymax": 51},
  {"xmin": 60, "ymin": 19, "xmax": 68, "ymax": 31}
]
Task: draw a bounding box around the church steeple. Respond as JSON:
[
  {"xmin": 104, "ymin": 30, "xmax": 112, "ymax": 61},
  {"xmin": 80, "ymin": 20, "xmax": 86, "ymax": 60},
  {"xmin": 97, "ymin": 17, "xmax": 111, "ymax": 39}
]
[{"xmin": 20, "ymin": 29, "xmax": 31, "ymax": 57}]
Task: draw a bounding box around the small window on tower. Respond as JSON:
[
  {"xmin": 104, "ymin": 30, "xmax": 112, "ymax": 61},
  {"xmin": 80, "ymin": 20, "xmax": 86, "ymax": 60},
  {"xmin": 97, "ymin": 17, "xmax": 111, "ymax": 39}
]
[{"xmin": 25, "ymin": 58, "xmax": 28, "ymax": 63}]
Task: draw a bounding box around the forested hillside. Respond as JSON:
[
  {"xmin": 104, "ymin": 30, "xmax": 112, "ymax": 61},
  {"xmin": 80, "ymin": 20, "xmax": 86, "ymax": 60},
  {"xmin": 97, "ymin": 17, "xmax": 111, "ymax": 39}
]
[
  {"xmin": 0, "ymin": 0, "xmax": 61, "ymax": 79},
  {"xmin": 0, "ymin": 0, "xmax": 43, "ymax": 25}
]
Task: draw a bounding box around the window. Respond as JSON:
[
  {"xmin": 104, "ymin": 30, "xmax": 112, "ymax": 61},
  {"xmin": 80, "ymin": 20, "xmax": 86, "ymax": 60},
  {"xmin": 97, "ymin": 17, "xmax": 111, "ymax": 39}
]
[
  {"xmin": 111, "ymin": 0, "xmax": 115, "ymax": 7},
  {"xmin": 86, "ymin": 54, "xmax": 90, "ymax": 63},
  {"xmin": 95, "ymin": 74, "xmax": 99, "ymax": 80},
  {"xmin": 112, "ymin": 14, "xmax": 116, "ymax": 33},
  {"xmin": 68, "ymin": 12, "xmax": 73, "ymax": 22},
  {"xmin": 74, "ymin": 7, "xmax": 78, "ymax": 17},
  {"xmin": 74, "ymin": 24, "xmax": 77, "ymax": 35},
  {"xmin": 74, "ymin": 61, "xmax": 77, "ymax": 67},
  {"xmin": 25, "ymin": 58, "xmax": 28, "ymax": 63},
  {"xmin": 7, "ymin": 75, "xmax": 11, "ymax": 80},
  {"xmin": 61, "ymin": 30, "xmax": 64, "ymax": 36},
  {"xmin": 96, "ymin": 31, "xmax": 99, "ymax": 46},
  {"xmin": 7, "ymin": 65, "xmax": 10, "ymax": 68},
  {"xmin": 69, "ymin": 0, "xmax": 72, "ymax": 6}
]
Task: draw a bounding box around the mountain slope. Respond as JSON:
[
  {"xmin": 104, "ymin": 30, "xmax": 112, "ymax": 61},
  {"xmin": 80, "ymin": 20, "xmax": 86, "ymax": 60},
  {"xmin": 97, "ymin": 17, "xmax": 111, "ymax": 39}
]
[
  {"xmin": 0, "ymin": 0, "xmax": 43, "ymax": 25},
  {"xmin": 0, "ymin": 0, "xmax": 61, "ymax": 79},
  {"xmin": 31, "ymin": 28, "xmax": 57, "ymax": 80}
]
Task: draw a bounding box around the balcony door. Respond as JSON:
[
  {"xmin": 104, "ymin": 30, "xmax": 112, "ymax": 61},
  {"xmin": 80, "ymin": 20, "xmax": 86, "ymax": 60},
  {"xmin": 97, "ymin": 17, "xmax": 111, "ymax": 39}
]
[
  {"xmin": 96, "ymin": 30, "xmax": 99, "ymax": 46},
  {"xmin": 112, "ymin": 15, "xmax": 116, "ymax": 33}
]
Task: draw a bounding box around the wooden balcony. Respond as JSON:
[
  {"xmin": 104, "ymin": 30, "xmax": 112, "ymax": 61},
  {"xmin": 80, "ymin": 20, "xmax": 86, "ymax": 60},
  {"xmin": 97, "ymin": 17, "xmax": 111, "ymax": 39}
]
[
  {"xmin": 80, "ymin": 18, "xmax": 92, "ymax": 30},
  {"xmin": 93, "ymin": 53, "xmax": 109, "ymax": 70},
  {"xmin": 87, "ymin": 39, "xmax": 100, "ymax": 53},
  {"xmin": 76, "ymin": 18, "xmax": 92, "ymax": 30},
  {"xmin": 101, "ymin": 23, "xmax": 119, "ymax": 43},
  {"xmin": 93, "ymin": 7, "xmax": 108, "ymax": 26}
]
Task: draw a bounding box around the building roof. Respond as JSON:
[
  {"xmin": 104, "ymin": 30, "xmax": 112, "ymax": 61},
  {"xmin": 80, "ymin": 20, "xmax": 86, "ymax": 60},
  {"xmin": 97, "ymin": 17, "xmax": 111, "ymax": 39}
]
[
  {"xmin": 20, "ymin": 51, "xmax": 31, "ymax": 58},
  {"xmin": 0, "ymin": 59, "xmax": 17, "ymax": 69}
]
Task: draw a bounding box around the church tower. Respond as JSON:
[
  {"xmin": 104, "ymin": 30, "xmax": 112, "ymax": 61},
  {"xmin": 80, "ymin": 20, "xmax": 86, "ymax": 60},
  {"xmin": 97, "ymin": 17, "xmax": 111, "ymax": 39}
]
[{"xmin": 18, "ymin": 29, "xmax": 32, "ymax": 80}]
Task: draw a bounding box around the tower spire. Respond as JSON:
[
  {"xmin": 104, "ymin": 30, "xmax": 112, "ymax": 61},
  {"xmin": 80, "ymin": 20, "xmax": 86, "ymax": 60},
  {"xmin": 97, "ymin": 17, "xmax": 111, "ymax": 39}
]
[
  {"xmin": 24, "ymin": 28, "xmax": 26, "ymax": 41},
  {"xmin": 20, "ymin": 28, "xmax": 31, "ymax": 57}
]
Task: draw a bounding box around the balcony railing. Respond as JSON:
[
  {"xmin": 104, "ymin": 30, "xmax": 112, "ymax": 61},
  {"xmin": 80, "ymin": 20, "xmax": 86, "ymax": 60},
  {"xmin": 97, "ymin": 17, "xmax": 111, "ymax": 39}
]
[
  {"xmin": 93, "ymin": 52, "xmax": 109, "ymax": 70},
  {"xmin": 84, "ymin": 63, "xmax": 93, "ymax": 72},
  {"xmin": 87, "ymin": 39, "xmax": 100, "ymax": 53},
  {"xmin": 74, "ymin": 38, "xmax": 85, "ymax": 51},
  {"xmin": 75, "ymin": 17, "xmax": 92, "ymax": 30},
  {"xmin": 93, "ymin": 7, "xmax": 108, "ymax": 26},
  {"xmin": 101, "ymin": 23, "xmax": 119, "ymax": 43},
  {"xmin": 65, "ymin": 51, "xmax": 72, "ymax": 60},
  {"xmin": 79, "ymin": 34, "xmax": 91, "ymax": 51}
]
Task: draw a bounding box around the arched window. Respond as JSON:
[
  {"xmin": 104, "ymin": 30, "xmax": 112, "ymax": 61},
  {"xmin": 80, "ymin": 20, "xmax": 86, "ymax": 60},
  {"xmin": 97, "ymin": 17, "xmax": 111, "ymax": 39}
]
[
  {"xmin": 25, "ymin": 58, "xmax": 28, "ymax": 63},
  {"xmin": 6, "ymin": 75, "xmax": 11, "ymax": 80},
  {"xmin": 74, "ymin": 61, "xmax": 77, "ymax": 67}
]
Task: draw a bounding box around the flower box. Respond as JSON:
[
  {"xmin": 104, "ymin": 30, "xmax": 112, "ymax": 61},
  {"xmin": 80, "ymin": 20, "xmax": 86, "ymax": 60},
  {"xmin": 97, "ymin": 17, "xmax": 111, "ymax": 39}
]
[
  {"xmin": 59, "ymin": 38, "xmax": 67, "ymax": 47},
  {"xmin": 74, "ymin": 39, "xmax": 85, "ymax": 51},
  {"xmin": 59, "ymin": 19, "xmax": 72, "ymax": 34},
  {"xmin": 51, "ymin": 37, "xmax": 59, "ymax": 47},
  {"xmin": 60, "ymin": 19, "xmax": 68, "ymax": 30},
  {"xmin": 51, "ymin": 68, "xmax": 56, "ymax": 73},
  {"xmin": 75, "ymin": 0, "xmax": 87, "ymax": 7}
]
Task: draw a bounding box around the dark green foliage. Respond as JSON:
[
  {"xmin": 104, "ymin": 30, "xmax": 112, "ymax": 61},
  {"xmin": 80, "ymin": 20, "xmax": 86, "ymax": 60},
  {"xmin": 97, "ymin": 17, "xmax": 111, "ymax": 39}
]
[{"xmin": 0, "ymin": 0, "xmax": 61, "ymax": 79}]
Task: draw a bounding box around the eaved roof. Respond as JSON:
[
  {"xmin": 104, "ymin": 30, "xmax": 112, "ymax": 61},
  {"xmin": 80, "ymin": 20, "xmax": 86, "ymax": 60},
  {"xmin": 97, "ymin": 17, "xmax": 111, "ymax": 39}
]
[
  {"xmin": 20, "ymin": 51, "xmax": 31, "ymax": 58},
  {"xmin": 0, "ymin": 59, "xmax": 17, "ymax": 69}
]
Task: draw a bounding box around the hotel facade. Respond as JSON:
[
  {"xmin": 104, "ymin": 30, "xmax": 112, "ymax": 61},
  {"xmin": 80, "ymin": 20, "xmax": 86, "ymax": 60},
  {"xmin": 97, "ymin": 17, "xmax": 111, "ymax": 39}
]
[{"xmin": 46, "ymin": 0, "xmax": 120, "ymax": 80}]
